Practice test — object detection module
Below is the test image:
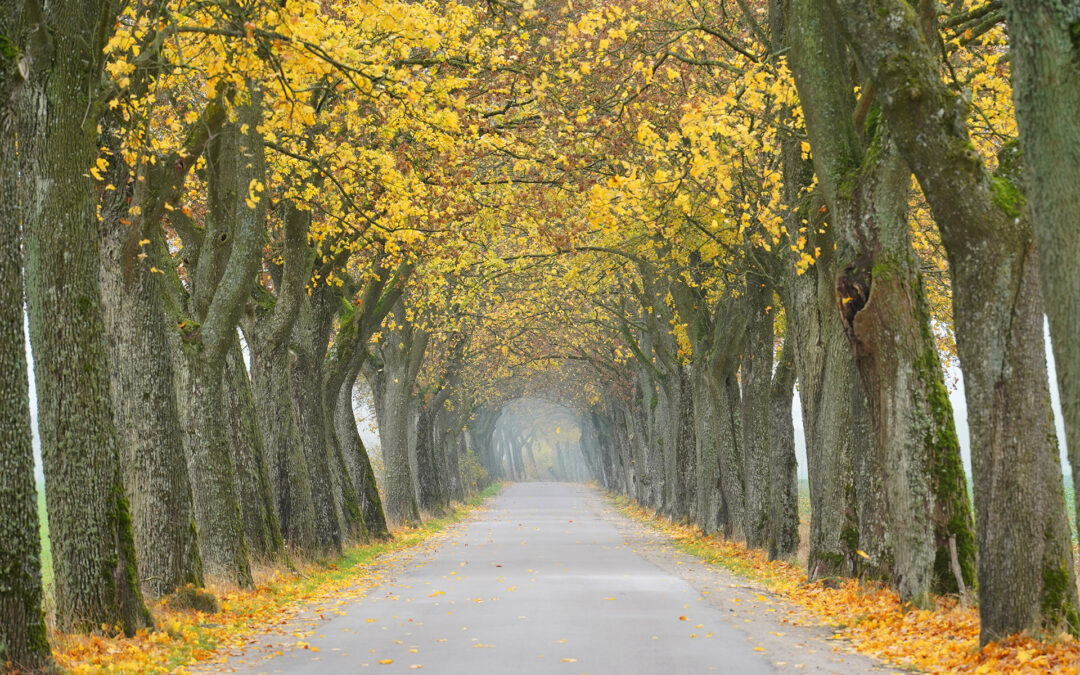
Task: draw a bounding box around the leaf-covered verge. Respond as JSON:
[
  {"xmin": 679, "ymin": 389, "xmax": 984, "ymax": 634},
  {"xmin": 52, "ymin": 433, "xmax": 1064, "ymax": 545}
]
[
  {"xmin": 49, "ymin": 484, "xmax": 503, "ymax": 674},
  {"xmin": 613, "ymin": 494, "xmax": 1080, "ymax": 674}
]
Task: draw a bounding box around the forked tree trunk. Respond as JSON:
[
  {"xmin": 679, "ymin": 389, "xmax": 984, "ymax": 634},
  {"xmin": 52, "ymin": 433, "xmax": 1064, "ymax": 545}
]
[{"xmin": 827, "ymin": 0, "xmax": 1078, "ymax": 640}]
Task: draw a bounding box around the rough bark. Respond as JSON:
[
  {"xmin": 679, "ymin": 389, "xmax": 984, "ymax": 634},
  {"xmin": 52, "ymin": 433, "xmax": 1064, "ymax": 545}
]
[
  {"xmin": 787, "ymin": 0, "xmax": 975, "ymax": 604},
  {"xmin": 768, "ymin": 338, "xmax": 799, "ymax": 561},
  {"xmin": 290, "ymin": 299, "xmax": 344, "ymax": 555},
  {"xmin": 826, "ymin": 0, "xmax": 1078, "ymax": 640},
  {"xmin": 100, "ymin": 176, "xmax": 203, "ymax": 598},
  {"xmin": 223, "ymin": 341, "xmax": 284, "ymax": 560},
  {"xmin": 0, "ymin": 3, "xmax": 53, "ymax": 662},
  {"xmin": 742, "ymin": 274, "xmax": 774, "ymax": 549},
  {"xmin": 19, "ymin": 0, "xmax": 151, "ymax": 634},
  {"xmin": 337, "ymin": 374, "xmax": 389, "ymax": 538},
  {"xmin": 370, "ymin": 300, "xmax": 427, "ymax": 526},
  {"xmin": 1003, "ymin": 0, "xmax": 1080, "ymax": 532},
  {"xmin": 415, "ymin": 398, "xmax": 449, "ymax": 515},
  {"xmin": 781, "ymin": 226, "xmax": 864, "ymax": 580},
  {"xmin": 178, "ymin": 105, "xmax": 268, "ymax": 588},
  {"xmin": 248, "ymin": 335, "xmax": 321, "ymax": 554}
]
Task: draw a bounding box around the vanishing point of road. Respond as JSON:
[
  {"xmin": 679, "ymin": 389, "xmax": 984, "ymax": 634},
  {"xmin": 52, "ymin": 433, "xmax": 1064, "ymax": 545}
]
[{"xmin": 210, "ymin": 483, "xmax": 887, "ymax": 674}]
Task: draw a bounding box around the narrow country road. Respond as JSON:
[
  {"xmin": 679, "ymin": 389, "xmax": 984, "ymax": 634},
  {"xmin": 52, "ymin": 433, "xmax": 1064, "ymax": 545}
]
[{"xmin": 210, "ymin": 484, "xmax": 888, "ymax": 674}]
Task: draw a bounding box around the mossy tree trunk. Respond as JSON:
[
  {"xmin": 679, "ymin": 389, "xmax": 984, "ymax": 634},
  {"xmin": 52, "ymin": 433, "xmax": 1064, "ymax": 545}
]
[
  {"xmin": 787, "ymin": 0, "xmax": 975, "ymax": 605},
  {"xmin": 0, "ymin": 3, "xmax": 53, "ymax": 665},
  {"xmin": 100, "ymin": 167, "xmax": 204, "ymax": 598},
  {"xmin": 1003, "ymin": 0, "xmax": 1080, "ymax": 533},
  {"xmin": 826, "ymin": 0, "xmax": 1078, "ymax": 641},
  {"xmin": 19, "ymin": 0, "xmax": 151, "ymax": 635}
]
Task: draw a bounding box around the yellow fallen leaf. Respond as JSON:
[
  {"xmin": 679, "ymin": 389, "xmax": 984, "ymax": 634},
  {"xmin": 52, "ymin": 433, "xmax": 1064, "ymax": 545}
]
[{"xmin": 379, "ymin": 659, "xmax": 393, "ymax": 665}]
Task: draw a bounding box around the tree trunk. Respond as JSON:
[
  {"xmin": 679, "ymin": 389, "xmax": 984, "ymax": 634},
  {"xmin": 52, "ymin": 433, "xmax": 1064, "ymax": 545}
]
[
  {"xmin": 783, "ymin": 236, "xmax": 862, "ymax": 580},
  {"xmin": 787, "ymin": 0, "xmax": 975, "ymax": 604},
  {"xmin": 336, "ymin": 373, "xmax": 389, "ymax": 538},
  {"xmin": 182, "ymin": 353, "xmax": 253, "ymax": 587},
  {"xmin": 0, "ymin": 8, "xmax": 53, "ymax": 660},
  {"xmin": 246, "ymin": 332, "xmax": 319, "ymax": 556},
  {"xmin": 19, "ymin": 0, "xmax": 151, "ymax": 634},
  {"xmin": 827, "ymin": 0, "xmax": 1079, "ymax": 641},
  {"xmin": 223, "ymin": 341, "xmax": 284, "ymax": 560},
  {"xmin": 415, "ymin": 402, "xmax": 448, "ymax": 514},
  {"xmin": 1003, "ymin": 0, "xmax": 1080, "ymax": 535},
  {"xmin": 742, "ymin": 274, "xmax": 774, "ymax": 549},
  {"xmin": 768, "ymin": 338, "xmax": 800, "ymax": 560},
  {"xmin": 692, "ymin": 368, "xmax": 724, "ymax": 534},
  {"xmin": 291, "ymin": 306, "xmax": 343, "ymax": 555},
  {"xmin": 100, "ymin": 184, "xmax": 203, "ymax": 598},
  {"xmin": 371, "ymin": 302, "xmax": 427, "ymax": 526}
]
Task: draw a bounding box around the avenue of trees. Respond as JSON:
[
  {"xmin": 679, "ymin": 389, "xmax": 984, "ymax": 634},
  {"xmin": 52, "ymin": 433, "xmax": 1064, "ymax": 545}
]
[{"xmin": 2, "ymin": 0, "xmax": 1079, "ymax": 671}]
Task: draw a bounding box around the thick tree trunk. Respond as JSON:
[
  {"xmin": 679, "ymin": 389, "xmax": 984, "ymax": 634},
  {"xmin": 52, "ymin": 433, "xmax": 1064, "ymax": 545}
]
[
  {"xmin": 742, "ymin": 275, "xmax": 774, "ymax": 549},
  {"xmin": 291, "ymin": 310, "xmax": 344, "ymax": 555},
  {"xmin": 783, "ymin": 241, "xmax": 863, "ymax": 580},
  {"xmin": 19, "ymin": 0, "xmax": 151, "ymax": 634},
  {"xmin": 100, "ymin": 190, "xmax": 203, "ymax": 598},
  {"xmin": 182, "ymin": 354, "xmax": 253, "ymax": 587},
  {"xmin": 223, "ymin": 342, "xmax": 284, "ymax": 560},
  {"xmin": 247, "ymin": 337, "xmax": 320, "ymax": 554},
  {"xmin": 1003, "ymin": 0, "xmax": 1080, "ymax": 533},
  {"xmin": 787, "ymin": 0, "xmax": 975, "ymax": 604},
  {"xmin": 415, "ymin": 402, "xmax": 448, "ymax": 514},
  {"xmin": 827, "ymin": 0, "xmax": 1079, "ymax": 640},
  {"xmin": 692, "ymin": 368, "xmax": 724, "ymax": 534},
  {"xmin": 0, "ymin": 13, "xmax": 53, "ymax": 661},
  {"xmin": 712, "ymin": 365, "xmax": 747, "ymax": 539},
  {"xmin": 372, "ymin": 302, "xmax": 427, "ymax": 526}
]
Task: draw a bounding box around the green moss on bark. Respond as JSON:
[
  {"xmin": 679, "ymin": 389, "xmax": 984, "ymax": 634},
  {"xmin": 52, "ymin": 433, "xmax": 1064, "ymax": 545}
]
[
  {"xmin": 990, "ymin": 175, "xmax": 1025, "ymax": 218},
  {"xmin": 1041, "ymin": 564, "xmax": 1080, "ymax": 634}
]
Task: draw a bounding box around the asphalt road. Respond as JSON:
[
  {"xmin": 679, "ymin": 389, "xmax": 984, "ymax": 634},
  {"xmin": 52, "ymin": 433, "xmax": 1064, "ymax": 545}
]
[{"xmin": 214, "ymin": 483, "xmax": 885, "ymax": 674}]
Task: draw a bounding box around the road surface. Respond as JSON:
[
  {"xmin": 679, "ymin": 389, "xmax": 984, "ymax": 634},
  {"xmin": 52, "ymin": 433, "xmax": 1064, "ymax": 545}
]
[{"xmin": 209, "ymin": 483, "xmax": 886, "ymax": 674}]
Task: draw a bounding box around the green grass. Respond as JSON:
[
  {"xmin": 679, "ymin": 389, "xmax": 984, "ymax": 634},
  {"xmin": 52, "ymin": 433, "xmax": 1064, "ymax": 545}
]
[{"xmin": 37, "ymin": 483, "xmax": 52, "ymax": 592}]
